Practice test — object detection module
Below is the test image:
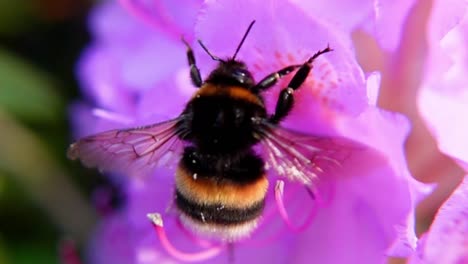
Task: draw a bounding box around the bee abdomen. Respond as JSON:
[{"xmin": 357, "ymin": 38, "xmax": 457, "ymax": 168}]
[
  {"xmin": 174, "ymin": 164, "xmax": 268, "ymax": 241},
  {"xmin": 175, "ymin": 190, "xmax": 265, "ymax": 224}
]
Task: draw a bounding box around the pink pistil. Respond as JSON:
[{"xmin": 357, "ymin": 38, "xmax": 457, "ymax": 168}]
[
  {"xmin": 244, "ymin": 182, "xmax": 315, "ymax": 246},
  {"xmin": 305, "ymin": 184, "xmax": 327, "ymax": 206},
  {"xmin": 275, "ymin": 180, "xmax": 319, "ymax": 233},
  {"xmin": 260, "ymin": 179, "xmax": 299, "ymax": 225},
  {"xmin": 147, "ymin": 213, "xmax": 224, "ymax": 262}
]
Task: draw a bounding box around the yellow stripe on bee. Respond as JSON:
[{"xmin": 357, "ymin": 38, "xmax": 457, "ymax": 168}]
[
  {"xmin": 193, "ymin": 84, "xmax": 263, "ymax": 106},
  {"xmin": 175, "ymin": 166, "xmax": 268, "ymax": 209}
]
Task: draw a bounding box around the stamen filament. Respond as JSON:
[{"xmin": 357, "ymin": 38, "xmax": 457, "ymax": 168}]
[
  {"xmin": 274, "ymin": 180, "xmax": 318, "ymax": 233},
  {"xmin": 306, "ymin": 181, "xmax": 335, "ymax": 207},
  {"xmin": 147, "ymin": 213, "xmax": 224, "ymax": 262}
]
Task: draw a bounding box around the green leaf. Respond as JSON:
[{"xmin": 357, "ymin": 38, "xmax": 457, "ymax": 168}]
[{"xmin": 0, "ymin": 48, "xmax": 64, "ymax": 122}]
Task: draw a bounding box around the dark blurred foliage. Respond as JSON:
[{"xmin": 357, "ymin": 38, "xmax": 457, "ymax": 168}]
[{"xmin": 0, "ymin": 0, "xmax": 106, "ymax": 263}]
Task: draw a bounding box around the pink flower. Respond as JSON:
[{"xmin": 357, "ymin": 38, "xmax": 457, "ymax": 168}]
[
  {"xmin": 418, "ymin": 8, "xmax": 468, "ymax": 167},
  {"xmin": 346, "ymin": 0, "xmax": 467, "ymax": 262},
  {"xmin": 294, "ymin": 0, "xmax": 466, "ymax": 52},
  {"xmin": 409, "ymin": 3, "xmax": 468, "ymax": 263},
  {"xmin": 70, "ymin": 0, "xmax": 427, "ymax": 263},
  {"xmin": 409, "ymin": 176, "xmax": 468, "ymax": 264}
]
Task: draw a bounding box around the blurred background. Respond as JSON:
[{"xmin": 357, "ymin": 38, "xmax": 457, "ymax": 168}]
[
  {"xmin": 0, "ymin": 0, "xmax": 464, "ymax": 264},
  {"xmin": 0, "ymin": 0, "xmax": 101, "ymax": 263}
]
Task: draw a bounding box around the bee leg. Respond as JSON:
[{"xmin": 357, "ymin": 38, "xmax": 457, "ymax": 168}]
[
  {"xmin": 269, "ymin": 45, "xmax": 333, "ymax": 124},
  {"xmin": 182, "ymin": 37, "xmax": 203, "ymax": 87},
  {"xmin": 252, "ymin": 64, "xmax": 301, "ymax": 92}
]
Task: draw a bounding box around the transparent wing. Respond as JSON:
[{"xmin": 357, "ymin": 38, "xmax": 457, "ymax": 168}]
[
  {"xmin": 258, "ymin": 121, "xmax": 365, "ymax": 185},
  {"xmin": 67, "ymin": 117, "xmax": 186, "ymax": 177}
]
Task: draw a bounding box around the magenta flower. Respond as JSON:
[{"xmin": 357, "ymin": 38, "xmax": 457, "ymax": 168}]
[
  {"xmin": 418, "ymin": 10, "xmax": 468, "ymax": 166},
  {"xmin": 70, "ymin": 0, "xmax": 428, "ymax": 263},
  {"xmin": 294, "ymin": 0, "xmax": 466, "ymax": 52},
  {"xmin": 409, "ymin": 3, "xmax": 468, "ymax": 263},
  {"xmin": 72, "ymin": 0, "xmax": 203, "ymax": 138},
  {"xmin": 342, "ymin": 0, "xmax": 467, "ymax": 262},
  {"xmin": 409, "ymin": 176, "xmax": 468, "ymax": 264}
]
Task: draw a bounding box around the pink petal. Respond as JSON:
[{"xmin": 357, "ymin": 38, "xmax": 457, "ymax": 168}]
[
  {"xmin": 77, "ymin": 45, "xmax": 135, "ymax": 112},
  {"xmin": 81, "ymin": 1, "xmax": 190, "ymax": 96},
  {"xmin": 419, "ymin": 88, "xmax": 468, "ymax": 164},
  {"xmin": 89, "ymin": 1, "xmax": 149, "ymax": 42},
  {"xmin": 372, "ymin": 0, "xmax": 418, "ymax": 51},
  {"xmin": 91, "ymin": 0, "xmax": 203, "ymax": 42},
  {"xmin": 291, "ymin": 173, "xmax": 409, "ymax": 263},
  {"xmin": 409, "ymin": 176, "xmax": 468, "ymax": 264},
  {"xmin": 87, "ymin": 214, "xmax": 137, "ymax": 264},
  {"xmin": 336, "ymin": 107, "xmax": 432, "ymax": 258},
  {"xmin": 290, "ymin": 0, "xmax": 374, "ymax": 33},
  {"xmin": 88, "ymin": 212, "xmax": 178, "ymax": 264},
  {"xmin": 419, "ymin": 14, "xmax": 468, "ymax": 163},
  {"xmin": 68, "ymin": 103, "xmax": 134, "ymax": 139},
  {"xmin": 136, "ymin": 69, "xmax": 194, "ymax": 121},
  {"xmin": 196, "ymin": 0, "xmax": 367, "ymax": 117},
  {"xmin": 428, "ymin": 0, "xmax": 467, "ymax": 45}
]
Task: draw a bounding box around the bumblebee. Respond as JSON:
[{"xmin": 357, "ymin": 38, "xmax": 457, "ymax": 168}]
[{"xmin": 68, "ymin": 21, "xmax": 357, "ymax": 241}]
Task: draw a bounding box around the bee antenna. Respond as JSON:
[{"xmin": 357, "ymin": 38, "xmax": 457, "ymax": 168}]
[
  {"xmin": 197, "ymin": 40, "xmax": 224, "ymax": 62},
  {"xmin": 232, "ymin": 20, "xmax": 256, "ymax": 60}
]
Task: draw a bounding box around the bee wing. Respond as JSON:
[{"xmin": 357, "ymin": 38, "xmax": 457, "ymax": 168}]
[
  {"xmin": 258, "ymin": 121, "xmax": 364, "ymax": 185},
  {"xmin": 67, "ymin": 117, "xmax": 185, "ymax": 177}
]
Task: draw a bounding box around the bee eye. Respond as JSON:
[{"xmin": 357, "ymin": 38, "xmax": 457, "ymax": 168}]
[
  {"xmin": 232, "ymin": 69, "xmax": 248, "ymax": 83},
  {"xmin": 234, "ymin": 108, "xmax": 242, "ymax": 119}
]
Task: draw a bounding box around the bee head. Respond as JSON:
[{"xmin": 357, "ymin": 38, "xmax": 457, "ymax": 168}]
[
  {"xmin": 198, "ymin": 20, "xmax": 256, "ymax": 88},
  {"xmin": 205, "ymin": 59, "xmax": 255, "ymax": 88}
]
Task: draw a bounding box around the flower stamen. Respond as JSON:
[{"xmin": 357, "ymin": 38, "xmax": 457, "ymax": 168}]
[
  {"xmin": 147, "ymin": 213, "xmax": 224, "ymax": 262},
  {"xmin": 244, "ymin": 182, "xmax": 319, "ymax": 246},
  {"xmin": 274, "ymin": 180, "xmax": 318, "ymax": 233}
]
